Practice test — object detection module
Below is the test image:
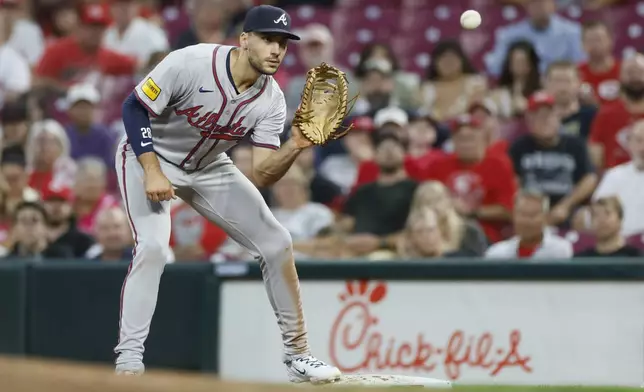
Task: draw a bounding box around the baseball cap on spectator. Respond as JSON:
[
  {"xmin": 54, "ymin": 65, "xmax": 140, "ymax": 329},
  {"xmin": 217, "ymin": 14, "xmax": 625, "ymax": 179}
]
[
  {"xmin": 374, "ymin": 131, "xmax": 407, "ymax": 149},
  {"xmin": 526, "ymin": 91, "xmax": 555, "ymax": 112},
  {"xmin": 79, "ymin": 3, "xmax": 111, "ymax": 26},
  {"xmin": 243, "ymin": 5, "xmax": 300, "ymax": 40},
  {"xmin": 363, "ymin": 58, "xmax": 393, "ymax": 76},
  {"xmin": 447, "ymin": 114, "xmax": 482, "ymax": 133},
  {"xmin": 41, "ymin": 186, "xmax": 74, "ymax": 202},
  {"xmin": 66, "ymin": 84, "xmax": 101, "ymax": 107},
  {"xmin": 468, "ymin": 99, "xmax": 498, "ymax": 117},
  {"xmin": 374, "ymin": 106, "xmax": 408, "ymax": 128}
]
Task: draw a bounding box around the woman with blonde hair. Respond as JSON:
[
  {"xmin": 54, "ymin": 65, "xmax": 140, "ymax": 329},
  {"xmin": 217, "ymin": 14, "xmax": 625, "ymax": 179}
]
[
  {"xmin": 26, "ymin": 119, "xmax": 77, "ymax": 194},
  {"xmin": 410, "ymin": 181, "xmax": 487, "ymax": 256},
  {"xmin": 398, "ymin": 207, "xmax": 447, "ymax": 259}
]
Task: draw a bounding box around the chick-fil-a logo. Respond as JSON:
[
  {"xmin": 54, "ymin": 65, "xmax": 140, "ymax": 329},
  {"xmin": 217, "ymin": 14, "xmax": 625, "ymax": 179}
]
[{"xmin": 329, "ymin": 281, "xmax": 533, "ymax": 380}]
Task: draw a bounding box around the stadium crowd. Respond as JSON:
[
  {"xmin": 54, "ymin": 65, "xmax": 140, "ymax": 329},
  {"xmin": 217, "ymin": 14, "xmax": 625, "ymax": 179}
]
[{"xmin": 0, "ymin": 0, "xmax": 643, "ymax": 262}]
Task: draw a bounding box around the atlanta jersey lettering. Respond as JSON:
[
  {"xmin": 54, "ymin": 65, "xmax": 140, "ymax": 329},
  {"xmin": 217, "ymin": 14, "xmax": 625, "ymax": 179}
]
[{"xmin": 130, "ymin": 44, "xmax": 286, "ymax": 171}]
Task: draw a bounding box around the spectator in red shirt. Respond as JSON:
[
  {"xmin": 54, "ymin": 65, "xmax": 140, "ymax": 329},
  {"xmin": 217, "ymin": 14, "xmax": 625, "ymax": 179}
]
[
  {"xmin": 422, "ymin": 114, "xmax": 516, "ymax": 243},
  {"xmin": 589, "ymin": 53, "xmax": 644, "ymax": 170},
  {"xmin": 26, "ymin": 119, "xmax": 76, "ymax": 195},
  {"xmin": 578, "ymin": 21, "xmax": 621, "ymax": 106},
  {"xmin": 34, "ymin": 3, "xmax": 137, "ymax": 93},
  {"xmin": 406, "ymin": 112, "xmax": 447, "ymax": 173},
  {"xmin": 351, "ymin": 111, "xmax": 427, "ymax": 192},
  {"xmin": 169, "ymin": 200, "xmax": 227, "ymax": 261},
  {"xmin": 468, "ymin": 100, "xmax": 510, "ymax": 157},
  {"xmin": 72, "ymin": 157, "xmax": 120, "ymax": 235}
]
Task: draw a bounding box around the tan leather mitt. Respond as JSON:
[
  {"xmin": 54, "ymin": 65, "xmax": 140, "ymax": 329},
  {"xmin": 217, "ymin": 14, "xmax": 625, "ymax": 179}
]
[{"xmin": 291, "ymin": 63, "xmax": 358, "ymax": 145}]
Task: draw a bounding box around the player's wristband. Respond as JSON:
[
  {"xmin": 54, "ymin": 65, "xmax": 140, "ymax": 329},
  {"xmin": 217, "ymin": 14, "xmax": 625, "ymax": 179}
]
[{"xmin": 123, "ymin": 92, "xmax": 155, "ymax": 156}]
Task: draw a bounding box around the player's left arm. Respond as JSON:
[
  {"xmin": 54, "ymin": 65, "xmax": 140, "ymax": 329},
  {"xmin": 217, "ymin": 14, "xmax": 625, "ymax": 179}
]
[
  {"xmin": 251, "ymin": 139, "xmax": 302, "ymax": 188},
  {"xmin": 250, "ymin": 94, "xmax": 311, "ymax": 188}
]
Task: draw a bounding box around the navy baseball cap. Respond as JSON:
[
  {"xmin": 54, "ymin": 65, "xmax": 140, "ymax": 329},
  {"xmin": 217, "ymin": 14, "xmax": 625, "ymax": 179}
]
[{"xmin": 243, "ymin": 5, "xmax": 300, "ymax": 41}]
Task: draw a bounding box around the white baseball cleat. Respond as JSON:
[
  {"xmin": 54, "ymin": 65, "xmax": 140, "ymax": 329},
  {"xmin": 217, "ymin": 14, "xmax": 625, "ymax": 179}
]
[
  {"xmin": 284, "ymin": 355, "xmax": 342, "ymax": 384},
  {"xmin": 115, "ymin": 362, "xmax": 145, "ymax": 376}
]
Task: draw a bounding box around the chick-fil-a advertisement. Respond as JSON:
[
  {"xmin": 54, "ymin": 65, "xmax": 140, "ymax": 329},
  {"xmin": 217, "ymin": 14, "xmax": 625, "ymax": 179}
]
[{"xmin": 218, "ymin": 280, "xmax": 644, "ymax": 386}]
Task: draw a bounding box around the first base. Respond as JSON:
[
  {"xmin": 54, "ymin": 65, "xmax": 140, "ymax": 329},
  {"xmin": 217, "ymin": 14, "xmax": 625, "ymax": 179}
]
[{"xmin": 322, "ymin": 374, "xmax": 452, "ymax": 388}]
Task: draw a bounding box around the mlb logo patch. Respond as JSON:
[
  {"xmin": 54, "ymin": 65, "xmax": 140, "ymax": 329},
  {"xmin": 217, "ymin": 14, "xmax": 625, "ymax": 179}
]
[{"xmin": 142, "ymin": 78, "xmax": 161, "ymax": 101}]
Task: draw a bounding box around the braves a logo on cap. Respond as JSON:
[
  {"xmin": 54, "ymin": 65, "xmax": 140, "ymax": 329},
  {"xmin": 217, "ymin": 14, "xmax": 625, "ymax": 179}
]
[{"xmin": 274, "ymin": 13, "xmax": 288, "ymax": 25}]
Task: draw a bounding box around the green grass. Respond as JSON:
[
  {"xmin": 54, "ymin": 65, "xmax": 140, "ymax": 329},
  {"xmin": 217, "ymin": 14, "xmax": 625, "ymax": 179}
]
[
  {"xmin": 450, "ymin": 387, "xmax": 639, "ymax": 392},
  {"xmin": 318, "ymin": 385, "xmax": 640, "ymax": 392}
]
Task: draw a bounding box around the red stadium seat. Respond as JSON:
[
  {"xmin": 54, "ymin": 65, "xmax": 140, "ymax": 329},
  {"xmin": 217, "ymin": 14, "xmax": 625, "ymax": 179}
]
[
  {"xmin": 626, "ymin": 232, "xmax": 644, "ymax": 251},
  {"xmin": 158, "ymin": 0, "xmax": 635, "ymax": 79}
]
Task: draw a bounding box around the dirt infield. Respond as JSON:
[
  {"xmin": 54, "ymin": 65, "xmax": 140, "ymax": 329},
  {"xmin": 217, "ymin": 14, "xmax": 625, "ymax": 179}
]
[
  {"xmin": 0, "ymin": 356, "xmax": 301, "ymax": 392},
  {"xmin": 0, "ymin": 356, "xmax": 636, "ymax": 392}
]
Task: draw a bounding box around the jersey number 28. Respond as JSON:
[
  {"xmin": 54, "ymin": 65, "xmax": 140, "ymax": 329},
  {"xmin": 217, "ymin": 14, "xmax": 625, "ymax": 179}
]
[{"xmin": 141, "ymin": 127, "xmax": 152, "ymax": 139}]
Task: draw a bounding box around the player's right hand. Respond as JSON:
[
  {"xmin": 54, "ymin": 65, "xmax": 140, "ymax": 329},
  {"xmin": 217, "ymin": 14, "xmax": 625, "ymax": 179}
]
[{"xmin": 144, "ymin": 170, "xmax": 176, "ymax": 202}]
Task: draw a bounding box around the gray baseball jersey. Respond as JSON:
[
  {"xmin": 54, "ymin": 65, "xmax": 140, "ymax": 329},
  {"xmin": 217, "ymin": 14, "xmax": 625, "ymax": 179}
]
[{"xmin": 129, "ymin": 43, "xmax": 286, "ymax": 171}]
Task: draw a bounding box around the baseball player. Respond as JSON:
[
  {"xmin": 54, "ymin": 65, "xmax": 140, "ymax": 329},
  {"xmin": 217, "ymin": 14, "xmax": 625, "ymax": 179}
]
[{"xmin": 114, "ymin": 5, "xmax": 342, "ymax": 383}]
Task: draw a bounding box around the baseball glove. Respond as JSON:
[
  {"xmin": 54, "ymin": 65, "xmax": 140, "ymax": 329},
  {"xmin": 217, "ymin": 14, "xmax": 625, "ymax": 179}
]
[{"xmin": 292, "ymin": 63, "xmax": 358, "ymax": 145}]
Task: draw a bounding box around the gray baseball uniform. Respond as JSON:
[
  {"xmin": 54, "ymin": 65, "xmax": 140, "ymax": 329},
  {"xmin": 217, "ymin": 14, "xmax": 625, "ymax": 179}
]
[{"xmin": 114, "ymin": 43, "xmax": 309, "ymax": 366}]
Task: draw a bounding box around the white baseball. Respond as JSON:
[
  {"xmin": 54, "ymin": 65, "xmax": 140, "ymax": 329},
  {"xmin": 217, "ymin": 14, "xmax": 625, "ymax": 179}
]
[{"xmin": 460, "ymin": 10, "xmax": 481, "ymax": 29}]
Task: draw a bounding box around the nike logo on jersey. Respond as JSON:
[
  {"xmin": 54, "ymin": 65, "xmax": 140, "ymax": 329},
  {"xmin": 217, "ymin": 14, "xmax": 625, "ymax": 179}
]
[
  {"xmin": 199, "ymin": 87, "xmax": 214, "ymax": 93},
  {"xmin": 141, "ymin": 141, "xmax": 153, "ymax": 147}
]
